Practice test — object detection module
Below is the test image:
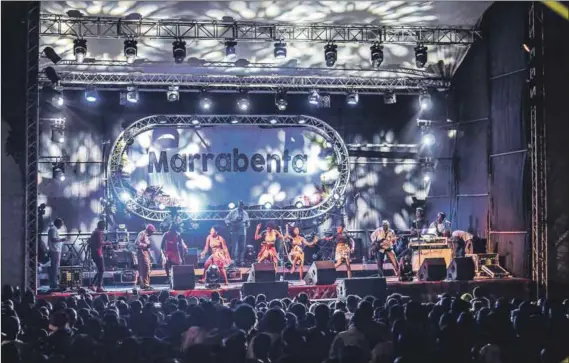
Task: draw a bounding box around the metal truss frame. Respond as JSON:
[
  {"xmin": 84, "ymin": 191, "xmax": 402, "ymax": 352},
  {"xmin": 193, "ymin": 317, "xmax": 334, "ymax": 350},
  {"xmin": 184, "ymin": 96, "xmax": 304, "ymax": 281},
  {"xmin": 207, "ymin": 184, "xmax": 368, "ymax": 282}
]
[
  {"xmin": 40, "ymin": 14, "xmax": 480, "ymax": 45},
  {"xmin": 41, "ymin": 71, "xmax": 449, "ymax": 94},
  {"xmin": 24, "ymin": 3, "xmax": 41, "ymax": 293},
  {"xmin": 108, "ymin": 115, "xmax": 350, "ymax": 222}
]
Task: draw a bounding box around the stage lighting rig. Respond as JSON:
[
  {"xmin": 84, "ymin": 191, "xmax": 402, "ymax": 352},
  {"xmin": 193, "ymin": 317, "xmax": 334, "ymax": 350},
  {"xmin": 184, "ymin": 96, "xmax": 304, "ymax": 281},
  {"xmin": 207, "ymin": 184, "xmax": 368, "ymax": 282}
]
[
  {"xmin": 172, "ymin": 39, "xmax": 187, "ymax": 64},
  {"xmin": 52, "ymin": 162, "xmax": 66, "ymax": 181},
  {"xmin": 422, "ymin": 132, "xmax": 436, "ymax": 146},
  {"xmin": 324, "ymin": 43, "xmax": 337, "ymax": 67},
  {"xmin": 124, "ymin": 39, "xmax": 138, "ymax": 64},
  {"xmin": 295, "ymin": 201, "xmax": 304, "ymax": 209},
  {"xmin": 50, "ymin": 117, "xmax": 66, "ymax": 143},
  {"xmin": 205, "ymin": 265, "xmax": 221, "ymax": 289},
  {"xmin": 274, "ymin": 41, "xmax": 287, "ymax": 59},
  {"xmin": 84, "ymin": 87, "xmax": 99, "ymax": 103},
  {"xmin": 43, "ymin": 47, "xmax": 61, "ymax": 64},
  {"xmin": 199, "ymin": 91, "xmax": 213, "ymax": 110},
  {"xmin": 43, "ymin": 86, "xmax": 64, "ymax": 107},
  {"xmin": 370, "ymin": 43, "xmax": 384, "ymax": 68},
  {"xmin": 73, "ymin": 39, "xmax": 87, "ymax": 63},
  {"xmin": 384, "ymin": 91, "xmax": 396, "ymax": 104},
  {"xmin": 275, "ymin": 90, "xmax": 288, "ymax": 111},
  {"xmin": 415, "ymin": 44, "xmax": 428, "ymax": 68},
  {"xmin": 346, "ymin": 92, "xmax": 359, "ymax": 105},
  {"xmin": 44, "ymin": 67, "xmax": 60, "ymax": 85},
  {"xmin": 167, "ymin": 85, "xmax": 180, "ymax": 102},
  {"xmin": 419, "ymin": 92, "xmax": 432, "ymax": 110},
  {"xmin": 308, "ymin": 90, "xmax": 320, "ymax": 105},
  {"xmin": 264, "ymin": 202, "xmax": 273, "ymax": 209},
  {"xmin": 419, "ymin": 158, "xmax": 435, "ymax": 183},
  {"xmin": 126, "ymin": 86, "xmax": 139, "ymax": 103},
  {"xmin": 237, "ymin": 90, "xmax": 250, "ymax": 111},
  {"xmin": 225, "ymin": 40, "xmax": 237, "ymax": 58},
  {"xmin": 228, "ymin": 202, "xmax": 236, "ymax": 209}
]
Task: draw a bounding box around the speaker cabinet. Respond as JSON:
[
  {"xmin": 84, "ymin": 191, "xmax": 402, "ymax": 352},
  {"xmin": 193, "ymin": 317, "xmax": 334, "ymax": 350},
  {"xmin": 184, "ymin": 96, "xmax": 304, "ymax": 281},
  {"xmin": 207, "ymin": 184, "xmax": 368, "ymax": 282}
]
[
  {"xmin": 247, "ymin": 263, "xmax": 276, "ymax": 283},
  {"xmin": 447, "ymin": 257, "xmax": 475, "ymax": 281},
  {"xmin": 304, "ymin": 261, "xmax": 337, "ymax": 285},
  {"xmin": 241, "ymin": 281, "xmax": 288, "ymax": 300},
  {"xmin": 418, "ymin": 258, "xmax": 447, "ymax": 281},
  {"xmin": 172, "ymin": 265, "xmax": 196, "ymax": 290},
  {"xmin": 337, "ymin": 277, "xmax": 387, "ymax": 300}
]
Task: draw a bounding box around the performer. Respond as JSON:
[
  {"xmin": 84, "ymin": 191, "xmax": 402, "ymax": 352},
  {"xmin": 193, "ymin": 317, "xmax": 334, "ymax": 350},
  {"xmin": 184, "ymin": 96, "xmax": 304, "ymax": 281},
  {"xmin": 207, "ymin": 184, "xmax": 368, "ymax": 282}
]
[
  {"xmin": 324, "ymin": 225, "xmax": 355, "ymax": 279},
  {"xmin": 411, "ymin": 207, "xmax": 430, "ymax": 237},
  {"xmin": 135, "ymin": 224, "xmax": 156, "ymax": 290},
  {"xmin": 370, "ymin": 220, "xmax": 400, "ymax": 277},
  {"xmin": 161, "ymin": 224, "xmax": 187, "ymax": 284},
  {"xmin": 255, "ymin": 223, "xmax": 283, "ymax": 268},
  {"xmin": 47, "ymin": 218, "xmax": 66, "ymax": 289},
  {"xmin": 89, "ymin": 221, "xmax": 112, "ymax": 292},
  {"xmin": 284, "ymin": 225, "xmax": 315, "ymax": 280},
  {"xmin": 224, "ymin": 201, "xmax": 250, "ymax": 266},
  {"xmin": 429, "ymin": 212, "xmax": 452, "ymax": 237},
  {"xmin": 200, "ymin": 226, "xmax": 232, "ymax": 285},
  {"xmin": 451, "ymin": 230, "xmax": 474, "ymax": 258},
  {"xmin": 126, "ymin": 232, "xmax": 141, "ymax": 287}
]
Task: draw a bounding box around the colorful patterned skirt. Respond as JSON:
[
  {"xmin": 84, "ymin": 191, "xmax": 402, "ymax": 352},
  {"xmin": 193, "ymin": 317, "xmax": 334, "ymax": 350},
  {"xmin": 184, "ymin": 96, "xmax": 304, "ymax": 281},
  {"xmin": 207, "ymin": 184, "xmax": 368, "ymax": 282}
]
[
  {"xmin": 335, "ymin": 243, "xmax": 351, "ymax": 262},
  {"xmin": 258, "ymin": 242, "xmax": 279, "ymax": 262}
]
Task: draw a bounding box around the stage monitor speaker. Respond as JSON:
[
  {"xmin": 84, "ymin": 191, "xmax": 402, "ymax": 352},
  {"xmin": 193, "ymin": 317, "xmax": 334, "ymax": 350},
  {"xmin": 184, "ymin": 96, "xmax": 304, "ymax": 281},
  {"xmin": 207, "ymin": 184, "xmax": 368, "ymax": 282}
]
[
  {"xmin": 418, "ymin": 258, "xmax": 447, "ymax": 281},
  {"xmin": 172, "ymin": 265, "xmax": 196, "ymax": 290},
  {"xmin": 185, "ymin": 248, "xmax": 198, "ymax": 266},
  {"xmin": 247, "ymin": 263, "xmax": 275, "ymax": 283},
  {"xmin": 337, "ymin": 277, "xmax": 387, "ymax": 300},
  {"xmin": 305, "ymin": 261, "xmax": 337, "ymax": 285},
  {"xmin": 242, "ymin": 281, "xmax": 288, "ymax": 300},
  {"xmin": 447, "ymin": 257, "xmax": 475, "ymax": 281}
]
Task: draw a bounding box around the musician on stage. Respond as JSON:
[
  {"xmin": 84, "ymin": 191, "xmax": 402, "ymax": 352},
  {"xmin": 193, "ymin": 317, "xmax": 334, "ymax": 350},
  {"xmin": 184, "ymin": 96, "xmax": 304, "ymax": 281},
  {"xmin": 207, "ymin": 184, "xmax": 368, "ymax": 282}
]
[
  {"xmin": 200, "ymin": 226, "xmax": 232, "ymax": 285},
  {"xmin": 255, "ymin": 223, "xmax": 283, "ymax": 268},
  {"xmin": 224, "ymin": 201, "xmax": 250, "ymax": 266},
  {"xmin": 89, "ymin": 221, "xmax": 112, "ymax": 292},
  {"xmin": 135, "ymin": 224, "xmax": 156, "ymax": 290},
  {"xmin": 370, "ymin": 220, "xmax": 400, "ymax": 278},
  {"xmin": 284, "ymin": 225, "xmax": 315, "ymax": 280},
  {"xmin": 324, "ymin": 225, "xmax": 355, "ymax": 279},
  {"xmin": 429, "ymin": 212, "xmax": 452, "ymax": 237},
  {"xmin": 411, "ymin": 207, "xmax": 430, "ymax": 237},
  {"xmin": 451, "ymin": 230, "xmax": 474, "ymax": 258},
  {"xmin": 47, "ymin": 218, "xmax": 66, "ymax": 289},
  {"xmin": 161, "ymin": 224, "xmax": 187, "ymax": 285}
]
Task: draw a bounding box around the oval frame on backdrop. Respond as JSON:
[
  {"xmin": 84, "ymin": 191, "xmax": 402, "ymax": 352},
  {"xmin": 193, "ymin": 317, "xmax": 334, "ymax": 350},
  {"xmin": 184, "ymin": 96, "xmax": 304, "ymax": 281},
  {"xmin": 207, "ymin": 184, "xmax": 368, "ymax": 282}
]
[{"xmin": 108, "ymin": 115, "xmax": 350, "ymax": 221}]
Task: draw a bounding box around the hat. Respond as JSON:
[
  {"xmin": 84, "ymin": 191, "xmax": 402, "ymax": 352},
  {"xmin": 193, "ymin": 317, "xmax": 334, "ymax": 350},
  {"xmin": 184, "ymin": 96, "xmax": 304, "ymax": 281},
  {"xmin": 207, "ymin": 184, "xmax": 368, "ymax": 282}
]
[
  {"xmin": 146, "ymin": 224, "xmax": 157, "ymax": 233},
  {"xmin": 461, "ymin": 293, "xmax": 473, "ymax": 302}
]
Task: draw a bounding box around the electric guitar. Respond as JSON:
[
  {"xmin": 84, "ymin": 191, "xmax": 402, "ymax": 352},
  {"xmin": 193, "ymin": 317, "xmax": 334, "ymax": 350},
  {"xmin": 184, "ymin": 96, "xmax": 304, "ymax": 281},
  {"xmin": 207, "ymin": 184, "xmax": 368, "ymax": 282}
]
[{"xmin": 370, "ymin": 236, "xmax": 396, "ymax": 253}]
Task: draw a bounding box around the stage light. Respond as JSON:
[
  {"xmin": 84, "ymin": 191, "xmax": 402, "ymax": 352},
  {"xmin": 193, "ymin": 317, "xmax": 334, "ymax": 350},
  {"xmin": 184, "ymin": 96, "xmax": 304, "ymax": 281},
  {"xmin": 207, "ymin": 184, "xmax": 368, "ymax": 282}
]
[
  {"xmin": 199, "ymin": 92, "xmax": 213, "ymax": 110},
  {"xmin": 228, "ymin": 202, "xmax": 236, "ymax": 209},
  {"xmin": 274, "ymin": 41, "xmax": 287, "ymax": 59},
  {"xmin": 370, "ymin": 43, "xmax": 384, "ymax": 68},
  {"xmin": 230, "ymin": 119, "xmax": 239, "ymax": 124},
  {"xmin": 384, "ymin": 91, "xmax": 396, "ymax": 105},
  {"xmin": 269, "ymin": 118, "xmax": 278, "ymax": 125},
  {"xmin": 298, "ymin": 118, "xmax": 306, "ymax": 124},
  {"xmin": 295, "ymin": 201, "xmax": 304, "ymax": 209},
  {"xmin": 172, "ymin": 39, "xmax": 187, "ymax": 63},
  {"xmin": 423, "ymin": 172, "xmax": 432, "ymax": 183},
  {"xmin": 85, "ymin": 87, "xmax": 99, "ymax": 103},
  {"xmin": 264, "ymin": 202, "xmax": 273, "ymax": 209},
  {"xmin": 44, "ymin": 67, "xmax": 60, "ymax": 84},
  {"xmin": 419, "ymin": 92, "xmax": 432, "ymax": 110},
  {"xmin": 415, "ymin": 44, "xmax": 428, "ymax": 68},
  {"xmin": 158, "ymin": 203, "xmax": 166, "ymax": 210},
  {"xmin": 43, "ymin": 47, "xmax": 61, "ymax": 64},
  {"xmin": 346, "ymin": 92, "xmax": 359, "ymax": 105},
  {"xmin": 324, "ymin": 43, "xmax": 337, "ymax": 67},
  {"xmin": 523, "ymin": 43, "xmax": 531, "ymax": 53},
  {"xmin": 52, "ymin": 162, "xmax": 65, "ymax": 181},
  {"xmin": 275, "ymin": 90, "xmax": 287, "ymax": 111},
  {"xmin": 308, "ymin": 90, "xmax": 320, "ymax": 105},
  {"xmin": 422, "ymin": 133, "xmax": 436, "ymax": 146},
  {"xmin": 119, "ymin": 191, "xmax": 132, "ymax": 202},
  {"xmin": 333, "ymin": 193, "xmax": 340, "ymax": 200},
  {"xmin": 124, "ymin": 39, "xmax": 138, "ymax": 64},
  {"xmin": 191, "ymin": 119, "xmax": 200, "ymax": 125},
  {"xmin": 167, "ymin": 85, "xmax": 179, "ymax": 102},
  {"xmin": 225, "ymin": 40, "xmax": 237, "ymax": 58},
  {"xmin": 237, "ymin": 91, "xmax": 250, "ymax": 111},
  {"xmin": 73, "ymin": 39, "xmax": 87, "ymax": 63},
  {"xmin": 205, "ymin": 264, "xmax": 221, "ymax": 289},
  {"xmin": 126, "ymin": 86, "xmax": 139, "ymax": 103},
  {"xmin": 51, "ymin": 128, "xmax": 65, "ymax": 143}
]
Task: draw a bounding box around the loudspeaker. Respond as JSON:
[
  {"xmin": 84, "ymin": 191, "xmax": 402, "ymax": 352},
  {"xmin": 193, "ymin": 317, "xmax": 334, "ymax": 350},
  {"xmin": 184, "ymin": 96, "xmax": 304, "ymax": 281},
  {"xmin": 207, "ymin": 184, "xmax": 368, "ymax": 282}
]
[
  {"xmin": 352, "ymin": 237, "xmax": 363, "ymax": 261},
  {"xmin": 304, "ymin": 261, "xmax": 337, "ymax": 285},
  {"xmin": 172, "ymin": 265, "xmax": 196, "ymax": 290},
  {"xmin": 242, "ymin": 281, "xmax": 288, "ymax": 300},
  {"xmin": 418, "ymin": 258, "xmax": 447, "ymax": 281},
  {"xmin": 337, "ymin": 277, "xmax": 387, "ymax": 300},
  {"xmin": 447, "ymin": 257, "xmax": 475, "ymax": 281},
  {"xmin": 247, "ymin": 263, "xmax": 275, "ymax": 282},
  {"xmin": 185, "ymin": 248, "xmax": 198, "ymax": 266}
]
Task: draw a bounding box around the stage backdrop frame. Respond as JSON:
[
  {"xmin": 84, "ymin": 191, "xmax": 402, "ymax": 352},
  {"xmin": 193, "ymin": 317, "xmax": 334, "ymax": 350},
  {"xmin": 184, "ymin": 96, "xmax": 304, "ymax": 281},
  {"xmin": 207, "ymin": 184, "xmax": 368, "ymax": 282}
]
[{"xmin": 108, "ymin": 114, "xmax": 350, "ymax": 221}]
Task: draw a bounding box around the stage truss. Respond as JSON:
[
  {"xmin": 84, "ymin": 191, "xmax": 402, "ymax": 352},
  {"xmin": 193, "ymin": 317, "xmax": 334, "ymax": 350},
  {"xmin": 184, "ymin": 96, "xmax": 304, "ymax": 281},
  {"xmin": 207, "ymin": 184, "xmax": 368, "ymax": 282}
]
[{"xmin": 108, "ymin": 114, "xmax": 350, "ymax": 222}]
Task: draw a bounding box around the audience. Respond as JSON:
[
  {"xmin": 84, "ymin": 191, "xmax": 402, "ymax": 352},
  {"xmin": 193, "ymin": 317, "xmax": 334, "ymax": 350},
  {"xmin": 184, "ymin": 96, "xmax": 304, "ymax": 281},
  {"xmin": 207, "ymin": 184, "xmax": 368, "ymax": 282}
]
[{"xmin": 1, "ymin": 284, "xmax": 569, "ymax": 363}]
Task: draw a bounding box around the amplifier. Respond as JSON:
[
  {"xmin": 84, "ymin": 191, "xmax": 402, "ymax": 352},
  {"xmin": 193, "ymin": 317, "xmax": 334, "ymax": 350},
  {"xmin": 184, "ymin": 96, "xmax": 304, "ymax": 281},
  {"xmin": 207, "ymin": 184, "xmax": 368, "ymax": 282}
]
[
  {"xmin": 481, "ymin": 264, "xmax": 510, "ymax": 278},
  {"xmin": 411, "ymin": 247, "xmax": 452, "ymax": 272},
  {"xmin": 59, "ymin": 266, "xmax": 83, "ymax": 289}
]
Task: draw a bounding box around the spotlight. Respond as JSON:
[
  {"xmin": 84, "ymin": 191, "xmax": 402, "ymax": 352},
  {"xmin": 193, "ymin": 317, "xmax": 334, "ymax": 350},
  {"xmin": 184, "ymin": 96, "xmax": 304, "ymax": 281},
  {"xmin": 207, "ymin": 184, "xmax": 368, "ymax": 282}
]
[
  {"xmin": 264, "ymin": 202, "xmax": 272, "ymax": 209},
  {"xmin": 44, "ymin": 67, "xmax": 60, "ymax": 84},
  {"xmin": 124, "ymin": 39, "xmax": 138, "ymax": 64},
  {"xmin": 191, "ymin": 119, "xmax": 200, "ymax": 125},
  {"xmin": 205, "ymin": 265, "xmax": 221, "ymax": 289},
  {"xmin": 423, "ymin": 172, "xmax": 433, "ymax": 183},
  {"xmin": 333, "ymin": 193, "xmax": 340, "ymax": 200},
  {"xmin": 419, "ymin": 92, "xmax": 432, "ymax": 110},
  {"xmin": 54, "ymin": 93, "xmax": 64, "ymax": 107},
  {"xmin": 126, "ymin": 86, "xmax": 139, "ymax": 103},
  {"xmin": 228, "ymin": 202, "xmax": 236, "ymax": 209},
  {"xmin": 167, "ymin": 85, "xmax": 179, "ymax": 102},
  {"xmin": 237, "ymin": 91, "xmax": 250, "ymax": 111},
  {"xmin": 172, "ymin": 39, "xmax": 187, "ymax": 64},
  {"xmin": 225, "ymin": 40, "xmax": 237, "ymax": 58},
  {"xmin": 384, "ymin": 91, "xmax": 397, "ymax": 105},
  {"xmin": 415, "ymin": 44, "xmax": 428, "ymax": 68},
  {"xmin": 346, "ymin": 92, "xmax": 359, "ymax": 105},
  {"xmin": 294, "ymin": 201, "xmax": 304, "ymax": 209},
  {"xmin": 119, "ymin": 191, "xmax": 132, "ymax": 202},
  {"xmin": 422, "ymin": 133, "xmax": 436, "ymax": 146},
  {"xmin": 370, "ymin": 43, "xmax": 384, "ymax": 68},
  {"xmin": 158, "ymin": 203, "xmax": 166, "ymax": 210},
  {"xmin": 43, "ymin": 47, "xmax": 61, "ymax": 64},
  {"xmin": 51, "ymin": 128, "xmax": 65, "ymax": 143},
  {"xmin": 274, "ymin": 41, "xmax": 287, "ymax": 59},
  {"xmin": 52, "ymin": 162, "xmax": 65, "ymax": 181},
  {"xmin": 230, "ymin": 119, "xmax": 239, "ymax": 124},
  {"xmin": 275, "ymin": 90, "xmax": 287, "ymax": 111},
  {"xmin": 308, "ymin": 90, "xmax": 320, "ymax": 105},
  {"xmin": 269, "ymin": 118, "xmax": 278, "ymax": 125},
  {"xmin": 324, "ymin": 43, "xmax": 337, "ymax": 67},
  {"xmin": 199, "ymin": 91, "xmax": 213, "ymax": 110},
  {"xmin": 298, "ymin": 118, "xmax": 306, "ymax": 124},
  {"xmin": 84, "ymin": 87, "xmax": 99, "ymax": 103},
  {"xmin": 73, "ymin": 39, "xmax": 87, "ymax": 63}
]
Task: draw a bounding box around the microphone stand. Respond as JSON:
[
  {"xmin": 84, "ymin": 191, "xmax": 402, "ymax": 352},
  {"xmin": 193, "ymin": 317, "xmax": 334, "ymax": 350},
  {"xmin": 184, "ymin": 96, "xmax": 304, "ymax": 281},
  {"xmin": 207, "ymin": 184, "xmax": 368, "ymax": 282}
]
[{"xmin": 278, "ymin": 223, "xmax": 290, "ymax": 282}]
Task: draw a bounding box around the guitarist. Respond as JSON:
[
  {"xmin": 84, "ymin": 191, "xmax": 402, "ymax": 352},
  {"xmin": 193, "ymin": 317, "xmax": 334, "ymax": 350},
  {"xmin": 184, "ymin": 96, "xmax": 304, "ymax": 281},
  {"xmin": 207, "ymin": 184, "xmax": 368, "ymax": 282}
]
[
  {"xmin": 224, "ymin": 201, "xmax": 250, "ymax": 266},
  {"xmin": 370, "ymin": 220, "xmax": 399, "ymax": 277}
]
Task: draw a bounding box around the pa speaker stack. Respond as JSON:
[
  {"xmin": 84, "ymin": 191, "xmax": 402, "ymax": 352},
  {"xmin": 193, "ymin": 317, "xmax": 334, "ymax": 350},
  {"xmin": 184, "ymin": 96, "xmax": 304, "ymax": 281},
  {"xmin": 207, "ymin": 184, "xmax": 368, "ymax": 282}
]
[
  {"xmin": 417, "ymin": 258, "xmax": 447, "ymax": 281},
  {"xmin": 337, "ymin": 277, "xmax": 387, "ymax": 300},
  {"xmin": 446, "ymin": 257, "xmax": 476, "ymax": 280},
  {"xmin": 244, "ymin": 263, "xmax": 287, "ymax": 300},
  {"xmin": 172, "ymin": 265, "xmax": 196, "ymax": 290},
  {"xmin": 247, "ymin": 263, "xmax": 276, "ymax": 282},
  {"xmin": 304, "ymin": 261, "xmax": 337, "ymax": 285}
]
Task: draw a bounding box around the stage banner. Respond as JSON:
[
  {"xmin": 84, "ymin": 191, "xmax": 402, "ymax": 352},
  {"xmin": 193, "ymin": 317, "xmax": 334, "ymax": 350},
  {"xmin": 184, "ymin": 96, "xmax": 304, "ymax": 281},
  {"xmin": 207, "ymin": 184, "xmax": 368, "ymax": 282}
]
[{"xmin": 121, "ymin": 125, "xmax": 339, "ymax": 209}]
